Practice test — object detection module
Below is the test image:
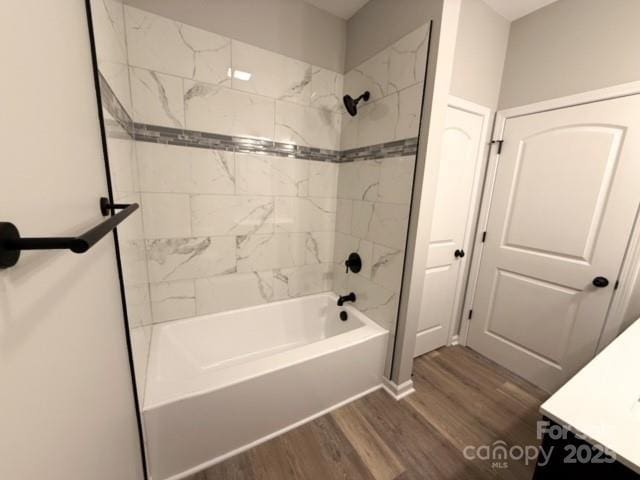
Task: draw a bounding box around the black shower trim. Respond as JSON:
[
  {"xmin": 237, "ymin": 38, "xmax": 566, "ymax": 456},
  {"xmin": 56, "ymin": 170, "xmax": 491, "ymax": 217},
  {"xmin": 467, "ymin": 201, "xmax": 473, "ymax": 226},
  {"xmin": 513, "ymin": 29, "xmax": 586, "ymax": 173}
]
[
  {"xmin": 100, "ymin": 72, "xmax": 418, "ymax": 163},
  {"xmin": 87, "ymin": 7, "xmax": 148, "ymax": 479}
]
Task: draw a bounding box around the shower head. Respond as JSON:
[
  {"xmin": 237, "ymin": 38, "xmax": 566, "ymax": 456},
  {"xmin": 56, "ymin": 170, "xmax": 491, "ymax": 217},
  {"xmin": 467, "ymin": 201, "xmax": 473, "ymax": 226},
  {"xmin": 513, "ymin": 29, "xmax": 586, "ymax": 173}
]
[{"xmin": 343, "ymin": 91, "xmax": 370, "ymax": 116}]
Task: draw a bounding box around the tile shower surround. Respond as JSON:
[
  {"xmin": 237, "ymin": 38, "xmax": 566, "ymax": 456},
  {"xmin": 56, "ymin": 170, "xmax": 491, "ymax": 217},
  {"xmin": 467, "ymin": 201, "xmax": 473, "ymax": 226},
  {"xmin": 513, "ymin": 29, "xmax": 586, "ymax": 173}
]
[
  {"xmin": 101, "ymin": 75, "xmax": 419, "ymax": 164},
  {"xmin": 102, "ymin": 100, "xmax": 417, "ymax": 333},
  {"xmin": 98, "ymin": 4, "xmax": 428, "ymax": 331},
  {"xmin": 100, "ymin": 77, "xmax": 416, "ymax": 329}
]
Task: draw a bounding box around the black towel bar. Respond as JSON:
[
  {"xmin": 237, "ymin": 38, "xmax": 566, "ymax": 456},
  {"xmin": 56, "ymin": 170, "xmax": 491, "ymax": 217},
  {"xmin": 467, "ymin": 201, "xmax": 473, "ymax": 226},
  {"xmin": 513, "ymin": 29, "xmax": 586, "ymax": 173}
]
[{"xmin": 0, "ymin": 197, "xmax": 139, "ymax": 268}]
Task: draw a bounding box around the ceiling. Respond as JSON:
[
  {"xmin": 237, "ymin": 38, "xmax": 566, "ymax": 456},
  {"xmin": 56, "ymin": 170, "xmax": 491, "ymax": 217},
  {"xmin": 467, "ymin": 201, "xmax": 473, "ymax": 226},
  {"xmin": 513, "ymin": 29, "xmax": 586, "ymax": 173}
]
[
  {"xmin": 302, "ymin": 0, "xmax": 370, "ymax": 19},
  {"xmin": 481, "ymin": 0, "xmax": 559, "ymax": 21},
  {"xmin": 303, "ymin": 0, "xmax": 560, "ymax": 22}
]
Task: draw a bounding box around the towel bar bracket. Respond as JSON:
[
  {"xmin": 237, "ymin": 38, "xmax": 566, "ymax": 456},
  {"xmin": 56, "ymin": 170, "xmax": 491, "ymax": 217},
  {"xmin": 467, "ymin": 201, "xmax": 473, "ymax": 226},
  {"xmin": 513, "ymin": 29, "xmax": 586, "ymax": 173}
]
[
  {"xmin": 0, "ymin": 197, "xmax": 139, "ymax": 269},
  {"xmin": 100, "ymin": 197, "xmax": 131, "ymax": 216},
  {"xmin": 0, "ymin": 222, "xmax": 21, "ymax": 268}
]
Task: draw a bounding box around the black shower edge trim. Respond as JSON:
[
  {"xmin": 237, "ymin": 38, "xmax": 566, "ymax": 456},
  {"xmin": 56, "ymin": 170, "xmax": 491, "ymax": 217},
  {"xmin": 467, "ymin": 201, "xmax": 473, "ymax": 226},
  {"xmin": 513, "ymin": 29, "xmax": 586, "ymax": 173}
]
[
  {"xmin": 85, "ymin": 2, "xmax": 149, "ymax": 479},
  {"xmin": 389, "ymin": 19, "xmax": 434, "ymax": 384}
]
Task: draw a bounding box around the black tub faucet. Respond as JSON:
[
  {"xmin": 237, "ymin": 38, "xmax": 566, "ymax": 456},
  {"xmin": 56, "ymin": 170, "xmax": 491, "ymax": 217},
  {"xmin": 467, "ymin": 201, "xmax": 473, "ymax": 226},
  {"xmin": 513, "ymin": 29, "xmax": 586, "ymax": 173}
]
[{"xmin": 337, "ymin": 292, "xmax": 356, "ymax": 306}]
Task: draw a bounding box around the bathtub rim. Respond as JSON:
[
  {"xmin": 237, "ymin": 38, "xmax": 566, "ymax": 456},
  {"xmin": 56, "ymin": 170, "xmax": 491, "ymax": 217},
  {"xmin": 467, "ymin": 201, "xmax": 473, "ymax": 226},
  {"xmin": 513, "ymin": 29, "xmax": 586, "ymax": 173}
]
[{"xmin": 144, "ymin": 292, "xmax": 388, "ymax": 411}]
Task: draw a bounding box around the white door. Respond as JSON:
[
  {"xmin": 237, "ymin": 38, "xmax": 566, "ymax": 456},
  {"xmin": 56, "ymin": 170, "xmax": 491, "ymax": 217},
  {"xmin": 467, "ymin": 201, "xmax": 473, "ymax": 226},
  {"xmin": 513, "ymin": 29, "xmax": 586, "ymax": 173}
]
[
  {"xmin": 415, "ymin": 99, "xmax": 489, "ymax": 357},
  {"xmin": 467, "ymin": 95, "xmax": 640, "ymax": 392},
  {"xmin": 0, "ymin": 1, "xmax": 143, "ymax": 478}
]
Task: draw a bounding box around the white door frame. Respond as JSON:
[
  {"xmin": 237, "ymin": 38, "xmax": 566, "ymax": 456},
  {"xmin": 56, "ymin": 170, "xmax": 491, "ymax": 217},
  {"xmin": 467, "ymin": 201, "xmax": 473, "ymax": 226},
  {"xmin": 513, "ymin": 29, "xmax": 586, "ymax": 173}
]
[
  {"xmin": 459, "ymin": 80, "xmax": 640, "ymax": 350},
  {"xmin": 442, "ymin": 95, "xmax": 492, "ymax": 346}
]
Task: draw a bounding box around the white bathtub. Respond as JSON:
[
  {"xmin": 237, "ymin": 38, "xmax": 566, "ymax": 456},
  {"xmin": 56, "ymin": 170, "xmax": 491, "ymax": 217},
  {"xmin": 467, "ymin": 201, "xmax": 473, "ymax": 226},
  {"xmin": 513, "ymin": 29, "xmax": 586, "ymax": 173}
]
[{"xmin": 143, "ymin": 293, "xmax": 388, "ymax": 480}]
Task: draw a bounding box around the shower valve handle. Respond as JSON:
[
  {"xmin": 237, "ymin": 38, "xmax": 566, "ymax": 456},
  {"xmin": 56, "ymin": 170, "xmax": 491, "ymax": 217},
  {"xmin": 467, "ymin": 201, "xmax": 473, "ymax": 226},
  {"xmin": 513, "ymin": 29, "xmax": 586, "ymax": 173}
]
[{"xmin": 344, "ymin": 252, "xmax": 362, "ymax": 274}]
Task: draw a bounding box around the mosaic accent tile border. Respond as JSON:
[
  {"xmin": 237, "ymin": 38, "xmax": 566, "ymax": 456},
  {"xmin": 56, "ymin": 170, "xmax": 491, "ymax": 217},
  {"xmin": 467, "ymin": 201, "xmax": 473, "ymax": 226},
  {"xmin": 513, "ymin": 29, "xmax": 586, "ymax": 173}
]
[
  {"xmin": 99, "ymin": 71, "xmax": 418, "ymax": 162},
  {"xmin": 339, "ymin": 138, "xmax": 419, "ymax": 162},
  {"xmin": 132, "ymin": 123, "xmax": 340, "ymax": 162},
  {"xmin": 129, "ymin": 123, "xmax": 418, "ymax": 162}
]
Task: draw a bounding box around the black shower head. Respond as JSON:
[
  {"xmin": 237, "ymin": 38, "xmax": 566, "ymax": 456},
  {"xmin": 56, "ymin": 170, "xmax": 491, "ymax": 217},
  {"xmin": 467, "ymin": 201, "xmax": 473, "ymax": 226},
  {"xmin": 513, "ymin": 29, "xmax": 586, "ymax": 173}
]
[{"xmin": 343, "ymin": 91, "xmax": 370, "ymax": 116}]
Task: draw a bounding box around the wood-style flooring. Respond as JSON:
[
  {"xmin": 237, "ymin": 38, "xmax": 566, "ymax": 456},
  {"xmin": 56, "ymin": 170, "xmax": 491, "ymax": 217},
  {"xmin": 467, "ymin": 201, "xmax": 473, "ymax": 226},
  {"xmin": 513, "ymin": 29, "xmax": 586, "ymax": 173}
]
[{"xmin": 187, "ymin": 346, "xmax": 549, "ymax": 480}]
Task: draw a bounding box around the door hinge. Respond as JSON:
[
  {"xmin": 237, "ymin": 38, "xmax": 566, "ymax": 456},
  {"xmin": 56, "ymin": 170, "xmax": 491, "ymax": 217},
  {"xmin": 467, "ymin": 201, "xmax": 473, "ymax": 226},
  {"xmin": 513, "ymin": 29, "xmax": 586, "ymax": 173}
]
[
  {"xmin": 468, "ymin": 309, "xmax": 473, "ymax": 320},
  {"xmin": 614, "ymin": 279, "xmax": 620, "ymax": 290},
  {"xmin": 481, "ymin": 231, "xmax": 487, "ymax": 243},
  {"xmin": 491, "ymin": 139, "xmax": 504, "ymax": 154}
]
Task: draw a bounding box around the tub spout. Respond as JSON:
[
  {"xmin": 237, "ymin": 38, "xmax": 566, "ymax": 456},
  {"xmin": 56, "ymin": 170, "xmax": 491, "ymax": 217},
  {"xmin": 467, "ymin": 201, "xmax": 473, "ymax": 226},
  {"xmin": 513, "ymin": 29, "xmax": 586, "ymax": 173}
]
[{"xmin": 337, "ymin": 292, "xmax": 356, "ymax": 306}]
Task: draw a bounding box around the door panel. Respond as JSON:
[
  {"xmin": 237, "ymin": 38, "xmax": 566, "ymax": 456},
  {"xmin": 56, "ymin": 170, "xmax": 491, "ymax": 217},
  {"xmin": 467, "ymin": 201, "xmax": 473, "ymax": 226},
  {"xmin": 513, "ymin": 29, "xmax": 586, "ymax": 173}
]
[
  {"xmin": 430, "ymin": 125, "xmax": 478, "ymax": 244},
  {"xmin": 468, "ymin": 95, "xmax": 640, "ymax": 392},
  {"xmin": 418, "ymin": 264, "xmax": 457, "ymax": 333},
  {"xmin": 0, "ymin": 1, "xmax": 143, "ymax": 478},
  {"xmin": 503, "ymin": 126, "xmax": 623, "ymax": 260},
  {"xmin": 415, "ymin": 102, "xmax": 487, "ymax": 356},
  {"xmin": 485, "ymin": 269, "xmax": 580, "ymax": 365}
]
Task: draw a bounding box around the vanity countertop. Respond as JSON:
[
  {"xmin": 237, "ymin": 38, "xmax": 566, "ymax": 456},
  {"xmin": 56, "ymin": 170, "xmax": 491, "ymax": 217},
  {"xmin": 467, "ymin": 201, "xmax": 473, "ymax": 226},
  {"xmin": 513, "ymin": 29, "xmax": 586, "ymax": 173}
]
[{"xmin": 540, "ymin": 319, "xmax": 640, "ymax": 474}]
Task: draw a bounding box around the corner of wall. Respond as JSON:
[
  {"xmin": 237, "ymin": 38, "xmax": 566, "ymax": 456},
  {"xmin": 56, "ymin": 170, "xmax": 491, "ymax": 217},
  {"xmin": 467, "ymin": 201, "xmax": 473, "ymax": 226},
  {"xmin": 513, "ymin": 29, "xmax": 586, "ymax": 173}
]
[
  {"xmin": 450, "ymin": 0, "xmax": 511, "ymax": 111},
  {"xmin": 392, "ymin": 0, "xmax": 461, "ymax": 385}
]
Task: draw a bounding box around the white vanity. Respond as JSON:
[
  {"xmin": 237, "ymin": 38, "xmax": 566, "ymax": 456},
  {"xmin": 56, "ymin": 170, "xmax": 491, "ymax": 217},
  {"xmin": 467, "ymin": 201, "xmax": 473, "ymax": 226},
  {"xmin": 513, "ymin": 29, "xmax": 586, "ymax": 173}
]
[{"xmin": 533, "ymin": 320, "xmax": 640, "ymax": 477}]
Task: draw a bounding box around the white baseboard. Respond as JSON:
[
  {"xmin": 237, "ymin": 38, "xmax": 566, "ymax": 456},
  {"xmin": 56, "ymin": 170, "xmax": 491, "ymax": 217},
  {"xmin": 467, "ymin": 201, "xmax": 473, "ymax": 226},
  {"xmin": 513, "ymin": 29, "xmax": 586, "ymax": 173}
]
[
  {"xmin": 382, "ymin": 378, "xmax": 415, "ymax": 400},
  {"xmin": 450, "ymin": 334, "xmax": 460, "ymax": 346},
  {"xmin": 164, "ymin": 384, "xmax": 383, "ymax": 480}
]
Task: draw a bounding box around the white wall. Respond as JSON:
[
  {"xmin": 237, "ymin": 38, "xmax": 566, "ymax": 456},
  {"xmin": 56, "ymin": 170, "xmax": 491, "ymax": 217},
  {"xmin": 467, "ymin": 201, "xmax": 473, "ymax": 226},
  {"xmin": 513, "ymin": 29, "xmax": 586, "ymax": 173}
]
[
  {"xmin": 499, "ymin": 0, "xmax": 640, "ymax": 108},
  {"xmin": 346, "ymin": 0, "xmax": 441, "ymax": 70},
  {"xmin": 450, "ymin": 0, "xmax": 510, "ymax": 109},
  {"xmin": 123, "ymin": 0, "xmax": 346, "ymax": 73},
  {"xmin": 346, "ymin": 0, "xmax": 509, "ymax": 103},
  {"xmin": 0, "ymin": 1, "xmax": 143, "ymax": 478}
]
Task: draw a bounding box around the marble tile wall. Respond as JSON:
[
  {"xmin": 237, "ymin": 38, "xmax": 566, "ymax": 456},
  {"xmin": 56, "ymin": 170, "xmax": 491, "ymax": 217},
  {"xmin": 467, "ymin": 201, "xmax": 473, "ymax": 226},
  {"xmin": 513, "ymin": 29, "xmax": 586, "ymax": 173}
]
[
  {"xmin": 94, "ymin": 4, "xmax": 429, "ymax": 351},
  {"xmin": 124, "ymin": 5, "xmax": 344, "ymax": 150},
  {"xmin": 340, "ymin": 24, "xmax": 429, "ymax": 151},
  {"xmin": 136, "ymin": 142, "xmax": 338, "ymax": 323},
  {"xmin": 333, "ymin": 156, "xmax": 415, "ymax": 331},
  {"xmin": 332, "ymin": 24, "xmax": 428, "ymax": 335},
  {"xmin": 116, "ymin": 6, "xmax": 347, "ymax": 325}
]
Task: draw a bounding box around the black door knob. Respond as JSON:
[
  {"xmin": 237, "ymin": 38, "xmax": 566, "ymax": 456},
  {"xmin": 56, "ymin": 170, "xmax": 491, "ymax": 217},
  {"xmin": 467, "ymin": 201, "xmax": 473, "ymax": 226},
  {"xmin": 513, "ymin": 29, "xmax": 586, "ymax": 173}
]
[
  {"xmin": 592, "ymin": 276, "xmax": 609, "ymax": 288},
  {"xmin": 454, "ymin": 249, "xmax": 465, "ymax": 259}
]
